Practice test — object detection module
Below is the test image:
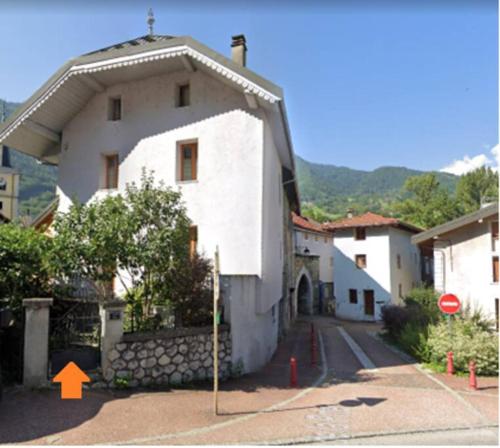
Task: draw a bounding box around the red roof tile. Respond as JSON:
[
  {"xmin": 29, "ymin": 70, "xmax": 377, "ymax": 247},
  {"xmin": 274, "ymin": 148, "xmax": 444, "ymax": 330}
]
[
  {"xmin": 322, "ymin": 212, "xmax": 422, "ymax": 233},
  {"xmin": 292, "ymin": 212, "xmax": 329, "ymax": 235}
]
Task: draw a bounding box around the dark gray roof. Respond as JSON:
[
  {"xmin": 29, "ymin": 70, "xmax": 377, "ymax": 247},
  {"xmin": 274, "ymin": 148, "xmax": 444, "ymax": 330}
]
[
  {"xmin": 85, "ymin": 34, "xmax": 175, "ymax": 55},
  {"xmin": 411, "ymin": 202, "xmax": 499, "ymax": 245}
]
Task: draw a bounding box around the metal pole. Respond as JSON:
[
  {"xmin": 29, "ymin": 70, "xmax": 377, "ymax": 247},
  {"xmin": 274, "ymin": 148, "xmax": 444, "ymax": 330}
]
[{"xmin": 213, "ymin": 246, "xmax": 220, "ymax": 416}]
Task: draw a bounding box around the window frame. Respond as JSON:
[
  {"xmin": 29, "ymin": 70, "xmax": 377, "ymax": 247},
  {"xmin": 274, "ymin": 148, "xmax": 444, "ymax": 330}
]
[
  {"xmin": 178, "ymin": 142, "xmax": 198, "ymax": 182},
  {"xmin": 354, "ymin": 227, "xmax": 366, "ymax": 241},
  {"xmin": 355, "ymin": 254, "xmax": 367, "ymax": 269},
  {"xmin": 176, "ymin": 83, "xmax": 190, "ymax": 108},
  {"xmin": 349, "ymin": 289, "xmax": 358, "ymax": 304},
  {"xmin": 104, "ymin": 154, "xmax": 119, "ymax": 189},
  {"xmin": 108, "ymin": 96, "xmax": 122, "ymax": 121}
]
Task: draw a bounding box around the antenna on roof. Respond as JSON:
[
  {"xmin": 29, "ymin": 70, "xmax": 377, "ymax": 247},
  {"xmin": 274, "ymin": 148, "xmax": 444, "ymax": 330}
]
[{"xmin": 147, "ymin": 8, "xmax": 155, "ymax": 36}]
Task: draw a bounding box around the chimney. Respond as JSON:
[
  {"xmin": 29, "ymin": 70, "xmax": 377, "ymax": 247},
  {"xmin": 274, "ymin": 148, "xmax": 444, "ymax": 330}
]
[
  {"xmin": 231, "ymin": 34, "xmax": 247, "ymax": 67},
  {"xmin": 347, "ymin": 208, "xmax": 354, "ymax": 219}
]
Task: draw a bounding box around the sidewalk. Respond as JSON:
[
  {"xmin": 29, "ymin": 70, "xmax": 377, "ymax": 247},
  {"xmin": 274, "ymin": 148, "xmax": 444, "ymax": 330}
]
[{"xmin": 0, "ymin": 319, "xmax": 322, "ymax": 445}]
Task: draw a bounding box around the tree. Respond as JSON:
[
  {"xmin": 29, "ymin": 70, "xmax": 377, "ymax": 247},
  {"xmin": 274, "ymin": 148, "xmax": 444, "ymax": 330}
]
[
  {"xmin": 394, "ymin": 174, "xmax": 461, "ymax": 229},
  {"xmin": 53, "ymin": 171, "xmax": 192, "ymax": 319},
  {"xmin": 0, "ymin": 224, "xmax": 53, "ymax": 318},
  {"xmin": 456, "ymin": 167, "xmax": 499, "ymax": 214}
]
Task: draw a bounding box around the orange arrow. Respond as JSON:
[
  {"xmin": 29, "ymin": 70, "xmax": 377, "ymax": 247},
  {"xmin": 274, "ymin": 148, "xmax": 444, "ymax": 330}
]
[{"xmin": 52, "ymin": 361, "xmax": 91, "ymax": 399}]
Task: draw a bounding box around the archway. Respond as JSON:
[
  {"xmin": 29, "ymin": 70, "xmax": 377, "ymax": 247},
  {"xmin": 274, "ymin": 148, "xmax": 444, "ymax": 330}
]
[{"xmin": 296, "ymin": 272, "xmax": 313, "ymax": 315}]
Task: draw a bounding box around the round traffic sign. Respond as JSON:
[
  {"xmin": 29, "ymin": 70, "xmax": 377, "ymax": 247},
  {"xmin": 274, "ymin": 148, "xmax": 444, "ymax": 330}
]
[{"xmin": 438, "ymin": 294, "xmax": 461, "ymax": 315}]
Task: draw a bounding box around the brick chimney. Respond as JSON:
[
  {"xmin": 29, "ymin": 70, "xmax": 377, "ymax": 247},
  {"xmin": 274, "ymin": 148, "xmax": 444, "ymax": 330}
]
[{"xmin": 231, "ymin": 34, "xmax": 247, "ymax": 67}]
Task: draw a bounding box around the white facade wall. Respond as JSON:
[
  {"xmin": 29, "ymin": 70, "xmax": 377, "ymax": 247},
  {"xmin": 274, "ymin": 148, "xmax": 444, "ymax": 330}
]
[
  {"xmin": 294, "ymin": 229, "xmax": 334, "ymax": 283},
  {"xmin": 333, "ymin": 226, "xmax": 420, "ymax": 321},
  {"xmin": 433, "ymin": 216, "xmax": 498, "ymax": 321},
  {"xmin": 389, "ymin": 227, "xmax": 421, "ymax": 304},
  {"xmin": 55, "ymin": 68, "xmax": 286, "ymax": 373}
]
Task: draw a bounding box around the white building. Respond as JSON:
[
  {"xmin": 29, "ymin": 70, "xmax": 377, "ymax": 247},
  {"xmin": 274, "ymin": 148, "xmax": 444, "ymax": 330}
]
[
  {"xmin": 292, "ymin": 212, "xmax": 334, "ymax": 314},
  {"xmin": 0, "ymin": 33, "xmax": 300, "ymax": 373},
  {"xmin": 412, "ymin": 203, "xmax": 499, "ymax": 328},
  {"xmin": 324, "ymin": 212, "xmax": 422, "ymax": 321}
]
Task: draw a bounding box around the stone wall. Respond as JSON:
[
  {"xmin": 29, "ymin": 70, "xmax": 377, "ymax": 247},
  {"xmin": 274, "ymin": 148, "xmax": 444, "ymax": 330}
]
[{"xmin": 103, "ymin": 325, "xmax": 232, "ymax": 387}]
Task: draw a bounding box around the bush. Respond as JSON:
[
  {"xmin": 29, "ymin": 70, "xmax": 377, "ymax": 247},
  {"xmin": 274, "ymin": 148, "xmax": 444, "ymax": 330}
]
[
  {"xmin": 403, "ymin": 287, "xmax": 440, "ymax": 326},
  {"xmin": 381, "ymin": 304, "xmax": 411, "ymax": 337},
  {"xmin": 398, "ymin": 321, "xmax": 429, "ymax": 360},
  {"xmin": 424, "ymin": 318, "xmax": 498, "ymax": 376}
]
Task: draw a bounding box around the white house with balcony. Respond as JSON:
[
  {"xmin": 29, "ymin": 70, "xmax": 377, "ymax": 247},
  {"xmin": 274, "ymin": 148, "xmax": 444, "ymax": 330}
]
[
  {"xmin": 0, "ymin": 32, "xmax": 300, "ymax": 374},
  {"xmin": 324, "ymin": 212, "xmax": 422, "ymax": 321},
  {"xmin": 412, "ymin": 203, "xmax": 499, "ymax": 329}
]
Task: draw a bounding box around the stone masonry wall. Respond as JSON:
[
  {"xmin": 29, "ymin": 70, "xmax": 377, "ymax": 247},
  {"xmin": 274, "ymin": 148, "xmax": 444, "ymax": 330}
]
[{"xmin": 104, "ymin": 325, "xmax": 231, "ymax": 387}]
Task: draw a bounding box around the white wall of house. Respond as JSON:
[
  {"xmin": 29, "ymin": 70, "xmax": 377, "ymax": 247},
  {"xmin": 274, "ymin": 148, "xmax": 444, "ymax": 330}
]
[
  {"xmin": 333, "ymin": 226, "xmax": 420, "ymax": 321},
  {"xmin": 389, "ymin": 227, "xmax": 421, "ymax": 305},
  {"xmin": 55, "ymin": 68, "xmax": 287, "ymax": 373},
  {"xmin": 333, "ymin": 227, "xmax": 392, "ymax": 320},
  {"xmin": 294, "ymin": 229, "xmax": 334, "ymax": 283},
  {"xmin": 433, "ymin": 216, "xmax": 499, "ymax": 321}
]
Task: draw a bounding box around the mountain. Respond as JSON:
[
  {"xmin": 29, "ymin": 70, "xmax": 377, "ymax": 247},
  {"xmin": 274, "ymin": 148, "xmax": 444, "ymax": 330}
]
[
  {"xmin": 2, "ymin": 100, "xmax": 57, "ymax": 218},
  {"xmin": 295, "ymin": 156, "xmax": 458, "ymax": 220}
]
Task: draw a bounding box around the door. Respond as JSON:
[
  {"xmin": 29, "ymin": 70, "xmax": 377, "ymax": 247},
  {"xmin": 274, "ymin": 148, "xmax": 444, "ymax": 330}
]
[{"xmin": 364, "ymin": 290, "xmax": 375, "ymax": 316}]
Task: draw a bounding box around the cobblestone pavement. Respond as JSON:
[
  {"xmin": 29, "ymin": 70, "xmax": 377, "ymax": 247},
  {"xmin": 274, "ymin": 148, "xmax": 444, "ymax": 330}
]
[{"xmin": 0, "ymin": 316, "xmax": 497, "ymax": 445}]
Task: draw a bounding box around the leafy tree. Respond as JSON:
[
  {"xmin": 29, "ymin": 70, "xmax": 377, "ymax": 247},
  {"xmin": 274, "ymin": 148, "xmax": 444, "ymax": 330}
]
[
  {"xmin": 455, "ymin": 167, "xmax": 498, "ymax": 214},
  {"xmin": 394, "ymin": 174, "xmax": 461, "ymax": 229},
  {"xmin": 0, "ymin": 224, "xmax": 53, "ymax": 318},
  {"xmin": 52, "ymin": 170, "xmax": 212, "ymax": 330}
]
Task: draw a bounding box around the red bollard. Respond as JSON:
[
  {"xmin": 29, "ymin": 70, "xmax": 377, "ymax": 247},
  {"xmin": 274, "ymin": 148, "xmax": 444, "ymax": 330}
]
[
  {"xmin": 290, "ymin": 357, "xmax": 298, "ymax": 388},
  {"xmin": 469, "ymin": 361, "xmax": 477, "ymax": 390},
  {"xmin": 447, "ymin": 351, "xmax": 454, "ymax": 375}
]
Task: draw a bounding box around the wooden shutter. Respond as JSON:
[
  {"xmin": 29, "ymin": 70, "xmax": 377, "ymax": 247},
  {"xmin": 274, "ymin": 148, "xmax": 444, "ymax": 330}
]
[
  {"xmin": 105, "ymin": 154, "xmax": 119, "ymax": 189},
  {"xmin": 189, "ymin": 225, "xmax": 198, "ymax": 258},
  {"xmin": 180, "ymin": 143, "xmax": 198, "ymax": 181},
  {"xmin": 493, "ymin": 256, "xmax": 499, "ymax": 283}
]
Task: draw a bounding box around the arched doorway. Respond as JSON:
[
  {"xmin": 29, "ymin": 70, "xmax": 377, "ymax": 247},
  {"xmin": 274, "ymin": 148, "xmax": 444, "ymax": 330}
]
[{"xmin": 296, "ymin": 273, "xmax": 313, "ymax": 315}]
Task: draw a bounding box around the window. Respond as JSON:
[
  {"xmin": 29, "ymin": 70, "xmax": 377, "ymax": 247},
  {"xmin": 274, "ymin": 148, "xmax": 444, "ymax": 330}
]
[
  {"xmin": 355, "ymin": 254, "xmax": 367, "ymax": 269},
  {"xmin": 189, "ymin": 225, "xmax": 198, "ymax": 258},
  {"xmin": 104, "ymin": 154, "xmax": 119, "ymax": 189},
  {"xmin": 108, "ymin": 97, "xmax": 122, "ymax": 121},
  {"xmin": 179, "ymin": 142, "xmax": 198, "ymax": 181},
  {"xmin": 0, "ymin": 201, "xmax": 3, "ymax": 210},
  {"xmin": 493, "ymin": 256, "xmax": 499, "ymax": 283},
  {"xmin": 354, "ymin": 227, "xmax": 366, "ymax": 240},
  {"xmin": 315, "ymin": 235, "xmax": 319, "ymax": 241},
  {"xmin": 397, "ymin": 254, "xmax": 401, "ymax": 269},
  {"xmin": 496, "ymin": 298, "xmax": 499, "ymax": 332},
  {"xmin": 492, "ymin": 222, "xmax": 499, "ymax": 251},
  {"xmin": 324, "ymin": 236, "xmax": 329, "ymax": 243},
  {"xmin": 329, "ymin": 256, "xmax": 334, "ymax": 267},
  {"xmin": 349, "ymin": 289, "xmax": 358, "ymax": 304},
  {"xmin": 177, "ymin": 84, "xmax": 190, "ymax": 107},
  {"xmin": 304, "ymin": 232, "xmax": 309, "ymax": 241},
  {"xmin": 0, "ymin": 177, "xmax": 6, "ymax": 190},
  {"xmin": 398, "ymin": 283, "xmax": 403, "ymax": 298}
]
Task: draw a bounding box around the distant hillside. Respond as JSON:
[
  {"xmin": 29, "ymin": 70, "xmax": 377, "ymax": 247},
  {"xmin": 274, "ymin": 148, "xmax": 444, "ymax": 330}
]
[
  {"xmin": 296, "ymin": 156, "xmax": 458, "ymax": 220},
  {"xmin": 2, "ymin": 100, "xmax": 57, "ymax": 218}
]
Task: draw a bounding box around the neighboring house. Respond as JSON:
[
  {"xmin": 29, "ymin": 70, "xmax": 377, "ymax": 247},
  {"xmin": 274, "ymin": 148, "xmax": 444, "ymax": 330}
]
[
  {"xmin": 324, "ymin": 212, "xmax": 422, "ymax": 321},
  {"xmin": 292, "ymin": 212, "xmax": 334, "ymax": 315},
  {"xmin": 0, "ymin": 146, "xmax": 20, "ymax": 222},
  {"xmin": 0, "ymin": 32, "xmax": 300, "ymax": 374},
  {"xmin": 31, "ymin": 197, "xmax": 58, "ymax": 236},
  {"xmin": 412, "ymin": 203, "xmax": 499, "ymax": 329}
]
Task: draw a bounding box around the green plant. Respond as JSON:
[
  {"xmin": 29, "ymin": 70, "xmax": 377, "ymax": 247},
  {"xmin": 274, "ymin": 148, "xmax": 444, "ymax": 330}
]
[
  {"xmin": 403, "ymin": 287, "xmax": 441, "ymax": 325},
  {"xmin": 398, "ymin": 321, "xmax": 429, "ymax": 360},
  {"xmin": 113, "ymin": 375, "xmax": 130, "ymax": 389},
  {"xmin": 380, "ymin": 305, "xmax": 411, "ymax": 337},
  {"xmin": 424, "ymin": 318, "xmax": 498, "ymax": 376}
]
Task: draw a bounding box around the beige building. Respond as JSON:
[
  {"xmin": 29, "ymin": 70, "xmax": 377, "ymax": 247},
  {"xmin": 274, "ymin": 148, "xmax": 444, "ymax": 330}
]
[{"xmin": 0, "ymin": 146, "xmax": 20, "ymax": 222}]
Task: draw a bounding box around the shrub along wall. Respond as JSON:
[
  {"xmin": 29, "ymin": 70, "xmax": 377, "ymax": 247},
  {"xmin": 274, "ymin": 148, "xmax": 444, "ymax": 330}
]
[{"xmin": 103, "ymin": 325, "xmax": 231, "ymax": 387}]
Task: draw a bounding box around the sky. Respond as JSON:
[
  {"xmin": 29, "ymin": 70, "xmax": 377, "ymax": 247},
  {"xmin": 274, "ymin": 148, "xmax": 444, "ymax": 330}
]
[{"xmin": 0, "ymin": 0, "xmax": 498, "ymax": 174}]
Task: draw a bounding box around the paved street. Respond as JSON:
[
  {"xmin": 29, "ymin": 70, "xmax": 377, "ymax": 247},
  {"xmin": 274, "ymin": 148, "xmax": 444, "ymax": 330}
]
[{"xmin": 0, "ymin": 317, "xmax": 497, "ymax": 445}]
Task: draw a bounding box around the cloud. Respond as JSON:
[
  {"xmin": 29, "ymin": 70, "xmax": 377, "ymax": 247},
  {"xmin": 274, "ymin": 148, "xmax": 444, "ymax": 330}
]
[{"xmin": 440, "ymin": 146, "xmax": 499, "ymax": 176}]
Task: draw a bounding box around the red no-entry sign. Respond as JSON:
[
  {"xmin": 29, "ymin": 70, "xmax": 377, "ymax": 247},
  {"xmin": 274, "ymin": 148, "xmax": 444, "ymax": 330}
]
[{"xmin": 438, "ymin": 294, "xmax": 461, "ymax": 315}]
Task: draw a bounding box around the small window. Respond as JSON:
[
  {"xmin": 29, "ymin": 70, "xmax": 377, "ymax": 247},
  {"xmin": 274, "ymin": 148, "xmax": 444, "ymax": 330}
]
[
  {"xmin": 304, "ymin": 232, "xmax": 309, "ymax": 241},
  {"xmin": 397, "ymin": 254, "xmax": 401, "ymax": 269},
  {"xmin": 189, "ymin": 225, "xmax": 198, "ymax": 258},
  {"xmin": 315, "ymin": 235, "xmax": 319, "ymax": 241},
  {"xmin": 354, "ymin": 227, "xmax": 366, "ymax": 240},
  {"xmin": 398, "ymin": 283, "xmax": 403, "ymax": 298},
  {"xmin": 108, "ymin": 97, "xmax": 122, "ymax": 121},
  {"xmin": 349, "ymin": 289, "xmax": 358, "ymax": 304},
  {"xmin": 177, "ymin": 84, "xmax": 190, "ymax": 107},
  {"xmin": 179, "ymin": 142, "xmax": 198, "ymax": 181},
  {"xmin": 0, "ymin": 178, "xmax": 6, "ymax": 191},
  {"xmin": 493, "ymin": 256, "xmax": 499, "ymax": 283},
  {"xmin": 0, "ymin": 201, "xmax": 3, "ymax": 210},
  {"xmin": 355, "ymin": 254, "xmax": 367, "ymax": 269},
  {"xmin": 104, "ymin": 154, "xmax": 119, "ymax": 189},
  {"xmin": 492, "ymin": 222, "xmax": 499, "ymax": 251},
  {"xmin": 329, "ymin": 256, "xmax": 334, "ymax": 267}
]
